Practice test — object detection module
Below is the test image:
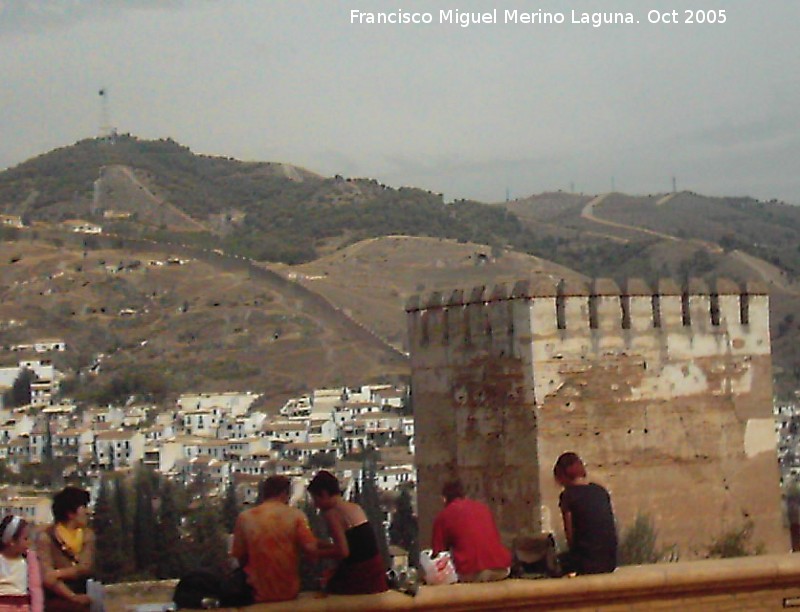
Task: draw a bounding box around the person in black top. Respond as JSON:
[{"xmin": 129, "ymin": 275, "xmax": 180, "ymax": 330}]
[
  {"xmin": 553, "ymin": 452, "xmax": 618, "ymax": 575},
  {"xmin": 307, "ymin": 471, "xmax": 388, "ymax": 595}
]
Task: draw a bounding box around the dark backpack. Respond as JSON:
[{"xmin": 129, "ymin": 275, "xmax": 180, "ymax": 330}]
[
  {"xmin": 173, "ymin": 570, "xmax": 223, "ymax": 609},
  {"xmin": 173, "ymin": 568, "xmax": 252, "ymax": 608}
]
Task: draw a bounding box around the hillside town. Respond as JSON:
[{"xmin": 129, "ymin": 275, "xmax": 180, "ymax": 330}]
[{"xmin": 0, "ymin": 344, "xmax": 415, "ymax": 532}]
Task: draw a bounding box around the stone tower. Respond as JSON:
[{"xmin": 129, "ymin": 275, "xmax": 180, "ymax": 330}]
[{"xmin": 406, "ymin": 277, "xmax": 787, "ymax": 556}]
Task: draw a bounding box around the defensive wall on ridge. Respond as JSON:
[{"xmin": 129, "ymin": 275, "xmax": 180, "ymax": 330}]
[{"xmin": 406, "ymin": 277, "xmax": 787, "ymax": 557}]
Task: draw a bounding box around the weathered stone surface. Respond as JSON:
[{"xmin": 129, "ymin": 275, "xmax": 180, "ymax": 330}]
[{"xmin": 408, "ymin": 277, "xmax": 787, "ymax": 555}]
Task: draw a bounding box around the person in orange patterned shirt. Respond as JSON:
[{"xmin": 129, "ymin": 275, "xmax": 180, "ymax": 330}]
[{"xmin": 230, "ymin": 476, "xmax": 319, "ymax": 603}]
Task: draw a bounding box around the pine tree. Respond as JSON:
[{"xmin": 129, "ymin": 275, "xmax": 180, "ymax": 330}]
[
  {"xmin": 185, "ymin": 474, "xmax": 228, "ymax": 572},
  {"xmin": 113, "ymin": 475, "xmax": 136, "ymax": 577},
  {"xmin": 389, "ymin": 486, "xmax": 419, "ymax": 566},
  {"xmin": 357, "ymin": 447, "xmax": 389, "ymax": 567},
  {"xmin": 93, "ymin": 477, "xmax": 128, "ymax": 583},
  {"xmin": 5, "ymin": 369, "xmax": 34, "ymax": 407},
  {"xmin": 133, "ymin": 467, "xmax": 158, "ymax": 575},
  {"xmin": 155, "ymin": 479, "xmax": 187, "ymax": 579},
  {"xmin": 222, "ymin": 478, "xmax": 240, "ymax": 534}
]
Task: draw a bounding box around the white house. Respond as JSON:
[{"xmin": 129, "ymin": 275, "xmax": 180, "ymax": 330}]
[
  {"xmin": 0, "ymin": 215, "xmax": 24, "ymax": 229},
  {"xmin": 94, "ymin": 430, "xmax": 145, "ymax": 469},
  {"xmin": 232, "ymin": 455, "xmax": 276, "ymax": 477},
  {"xmin": 142, "ymin": 424, "xmax": 175, "ymax": 443},
  {"xmin": 0, "ymin": 361, "xmax": 62, "ymax": 408},
  {"xmin": 28, "ymin": 425, "xmax": 50, "ymax": 463},
  {"xmin": 217, "ymin": 412, "xmax": 266, "ymax": 440},
  {"xmin": 62, "ymin": 220, "xmax": 102, "ymax": 234},
  {"xmin": 232, "ymin": 473, "xmax": 263, "ymax": 505},
  {"xmin": 5, "ymin": 436, "xmax": 31, "ymax": 468},
  {"xmin": 143, "ymin": 439, "xmax": 184, "ymax": 473},
  {"xmin": 376, "ymin": 465, "xmax": 416, "ymax": 492},
  {"xmin": 53, "ymin": 428, "xmax": 94, "ymax": 462},
  {"xmin": 83, "ymin": 407, "xmax": 124, "ymax": 428},
  {"xmin": 0, "ymin": 414, "xmax": 34, "ymax": 444},
  {"xmin": 0, "ymin": 495, "xmax": 52, "ymax": 525},
  {"xmin": 177, "ymin": 392, "xmax": 259, "ymax": 417},
  {"xmin": 282, "ymin": 440, "xmax": 337, "ymax": 463},
  {"xmin": 262, "ymin": 420, "xmax": 308, "ymax": 443},
  {"xmin": 196, "ymin": 439, "xmax": 228, "ymax": 460},
  {"xmin": 225, "ymin": 437, "xmax": 271, "ymax": 459},
  {"xmin": 372, "ymin": 386, "xmax": 406, "ymax": 410},
  {"xmin": 280, "ymin": 396, "xmax": 312, "ymax": 420},
  {"xmin": 311, "ymin": 388, "xmax": 344, "ymax": 416},
  {"xmin": 122, "ymin": 406, "xmax": 150, "ymax": 428},
  {"xmin": 33, "ymin": 340, "xmax": 67, "ymax": 353},
  {"xmin": 180, "ymin": 410, "xmax": 219, "ymax": 438}
]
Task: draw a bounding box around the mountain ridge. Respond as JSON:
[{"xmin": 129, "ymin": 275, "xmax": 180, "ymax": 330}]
[{"xmin": 3, "ymin": 135, "xmax": 800, "ymax": 397}]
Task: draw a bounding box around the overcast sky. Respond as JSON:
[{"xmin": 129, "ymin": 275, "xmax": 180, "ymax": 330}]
[{"xmin": 1, "ymin": 0, "xmax": 798, "ymax": 203}]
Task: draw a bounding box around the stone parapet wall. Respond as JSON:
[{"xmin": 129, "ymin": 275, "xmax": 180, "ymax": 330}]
[{"xmin": 193, "ymin": 554, "xmax": 800, "ymax": 611}]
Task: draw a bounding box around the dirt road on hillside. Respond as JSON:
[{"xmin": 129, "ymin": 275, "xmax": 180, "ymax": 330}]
[{"xmin": 580, "ymin": 194, "xmax": 679, "ymax": 242}]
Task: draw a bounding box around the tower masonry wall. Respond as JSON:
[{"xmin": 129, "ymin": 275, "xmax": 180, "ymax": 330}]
[{"xmin": 407, "ymin": 278, "xmax": 787, "ymax": 556}]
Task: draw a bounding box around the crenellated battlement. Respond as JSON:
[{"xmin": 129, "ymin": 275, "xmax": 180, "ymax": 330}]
[{"xmin": 406, "ymin": 277, "xmax": 769, "ymax": 349}]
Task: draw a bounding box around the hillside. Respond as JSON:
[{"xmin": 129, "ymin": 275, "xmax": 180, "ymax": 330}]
[
  {"xmin": 0, "ymin": 136, "xmax": 547, "ymax": 264},
  {"xmin": 275, "ymin": 235, "xmax": 587, "ymax": 351},
  {"xmin": 0, "ymin": 233, "xmax": 407, "ymax": 407},
  {"xmin": 2, "ymin": 136, "xmax": 800, "ymax": 398}
]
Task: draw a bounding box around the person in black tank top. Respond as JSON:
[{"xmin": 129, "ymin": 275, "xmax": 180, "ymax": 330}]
[
  {"xmin": 343, "ymin": 523, "xmax": 380, "ymax": 564},
  {"xmin": 554, "ymin": 453, "xmax": 618, "ymax": 575},
  {"xmin": 308, "ymin": 471, "xmax": 388, "ymax": 595}
]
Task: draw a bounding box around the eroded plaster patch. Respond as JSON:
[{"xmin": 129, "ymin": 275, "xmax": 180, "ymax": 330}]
[{"xmin": 744, "ymin": 418, "xmax": 777, "ymax": 458}]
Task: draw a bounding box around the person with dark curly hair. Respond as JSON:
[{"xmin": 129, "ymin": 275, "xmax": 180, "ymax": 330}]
[
  {"xmin": 554, "ymin": 452, "xmax": 617, "ymax": 575},
  {"xmin": 307, "ymin": 471, "xmax": 387, "ymax": 595},
  {"xmin": 36, "ymin": 487, "xmax": 94, "ymax": 611}
]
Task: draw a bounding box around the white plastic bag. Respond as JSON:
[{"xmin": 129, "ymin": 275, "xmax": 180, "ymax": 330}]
[{"xmin": 419, "ymin": 549, "xmax": 458, "ymax": 585}]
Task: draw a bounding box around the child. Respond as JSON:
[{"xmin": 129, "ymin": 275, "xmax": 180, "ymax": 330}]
[
  {"xmin": 0, "ymin": 515, "xmax": 43, "ymax": 612},
  {"xmin": 553, "ymin": 452, "xmax": 618, "ymax": 575}
]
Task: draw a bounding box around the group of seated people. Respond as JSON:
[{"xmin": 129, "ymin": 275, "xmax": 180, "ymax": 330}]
[
  {"xmin": 0, "ymin": 487, "xmax": 95, "ymax": 612},
  {"xmin": 0, "ymin": 451, "xmax": 617, "ymax": 609},
  {"xmin": 430, "ymin": 452, "xmax": 617, "ymax": 583},
  {"xmin": 234, "ymin": 453, "xmax": 618, "ymax": 604},
  {"xmin": 230, "ymin": 469, "xmax": 390, "ymax": 604}
]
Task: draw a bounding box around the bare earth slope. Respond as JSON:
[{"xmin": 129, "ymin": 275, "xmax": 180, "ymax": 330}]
[
  {"xmin": 94, "ymin": 165, "xmax": 208, "ymax": 231},
  {"xmin": 0, "ymin": 233, "xmax": 407, "ymax": 407},
  {"xmin": 275, "ymin": 235, "xmax": 587, "ymax": 352}
]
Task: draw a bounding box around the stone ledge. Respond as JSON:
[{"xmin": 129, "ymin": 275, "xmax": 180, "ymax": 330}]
[
  {"xmin": 234, "ymin": 554, "xmax": 800, "ymax": 611},
  {"xmin": 106, "ymin": 554, "xmax": 800, "ymax": 611}
]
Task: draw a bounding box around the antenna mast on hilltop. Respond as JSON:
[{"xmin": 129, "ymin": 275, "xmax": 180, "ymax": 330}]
[{"xmin": 98, "ymin": 87, "xmax": 117, "ymax": 142}]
